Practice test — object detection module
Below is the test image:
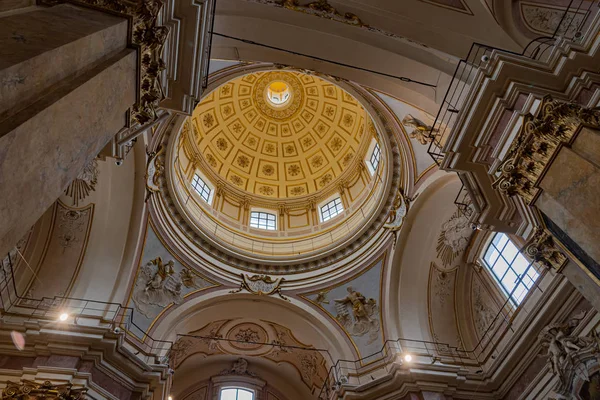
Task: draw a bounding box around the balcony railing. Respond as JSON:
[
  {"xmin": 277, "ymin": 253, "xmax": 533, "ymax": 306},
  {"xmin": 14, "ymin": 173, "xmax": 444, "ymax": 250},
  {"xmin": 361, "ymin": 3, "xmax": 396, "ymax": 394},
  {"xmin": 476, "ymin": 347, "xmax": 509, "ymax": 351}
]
[{"xmin": 0, "ymin": 251, "xmax": 172, "ymax": 365}]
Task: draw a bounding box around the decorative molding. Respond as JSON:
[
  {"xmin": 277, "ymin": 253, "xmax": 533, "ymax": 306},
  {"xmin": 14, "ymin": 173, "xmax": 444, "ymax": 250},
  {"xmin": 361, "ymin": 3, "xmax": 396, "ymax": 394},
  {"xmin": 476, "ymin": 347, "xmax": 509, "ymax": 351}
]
[
  {"xmin": 436, "ymin": 209, "xmax": 473, "ymax": 267},
  {"xmin": 145, "ymin": 144, "xmax": 165, "ymax": 200},
  {"xmin": 170, "ymin": 319, "xmax": 328, "ymax": 391},
  {"xmin": 418, "ymin": 0, "xmax": 473, "ymax": 15},
  {"xmin": 383, "ymin": 187, "xmax": 417, "ymax": 245},
  {"xmin": 64, "ymin": 159, "xmax": 99, "ymax": 207},
  {"xmin": 230, "ymin": 274, "xmax": 289, "ymax": 301},
  {"xmin": 1, "ymin": 380, "xmax": 86, "ymax": 399},
  {"xmin": 492, "ymin": 95, "xmax": 600, "ymax": 205},
  {"xmin": 521, "ymin": 2, "xmax": 588, "ymax": 37},
  {"xmin": 244, "ymin": 0, "xmax": 430, "ymax": 49},
  {"xmin": 524, "ymin": 226, "xmax": 568, "ymax": 272}
]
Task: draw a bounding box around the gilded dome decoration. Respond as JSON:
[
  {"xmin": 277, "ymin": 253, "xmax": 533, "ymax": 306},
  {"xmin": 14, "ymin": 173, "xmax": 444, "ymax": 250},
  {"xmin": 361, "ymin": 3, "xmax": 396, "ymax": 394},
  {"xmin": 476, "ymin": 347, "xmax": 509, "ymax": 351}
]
[
  {"xmin": 189, "ymin": 70, "xmax": 371, "ymax": 200},
  {"xmin": 169, "ymin": 68, "xmax": 394, "ymax": 265}
]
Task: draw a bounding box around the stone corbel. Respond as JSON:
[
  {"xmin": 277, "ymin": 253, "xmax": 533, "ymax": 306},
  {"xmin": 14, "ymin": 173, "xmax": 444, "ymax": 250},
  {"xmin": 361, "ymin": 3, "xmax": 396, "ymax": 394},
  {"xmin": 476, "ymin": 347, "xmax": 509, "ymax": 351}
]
[{"xmin": 523, "ymin": 226, "xmax": 568, "ymax": 272}]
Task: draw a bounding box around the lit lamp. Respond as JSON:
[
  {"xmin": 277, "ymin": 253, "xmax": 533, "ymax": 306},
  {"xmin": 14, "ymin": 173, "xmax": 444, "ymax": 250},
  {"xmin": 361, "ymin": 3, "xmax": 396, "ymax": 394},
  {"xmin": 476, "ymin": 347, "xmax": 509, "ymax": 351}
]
[{"xmin": 58, "ymin": 313, "xmax": 69, "ymax": 322}]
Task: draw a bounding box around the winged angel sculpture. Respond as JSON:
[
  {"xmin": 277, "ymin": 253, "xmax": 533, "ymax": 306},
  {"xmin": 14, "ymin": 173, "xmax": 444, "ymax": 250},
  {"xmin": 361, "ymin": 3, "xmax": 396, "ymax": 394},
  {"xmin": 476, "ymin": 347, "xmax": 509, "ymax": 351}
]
[
  {"xmin": 539, "ymin": 311, "xmax": 598, "ymax": 385},
  {"xmin": 402, "ymin": 114, "xmax": 440, "ymax": 145},
  {"xmin": 132, "ymin": 257, "xmax": 197, "ymax": 318},
  {"xmin": 334, "ymin": 287, "xmax": 380, "ymax": 344}
]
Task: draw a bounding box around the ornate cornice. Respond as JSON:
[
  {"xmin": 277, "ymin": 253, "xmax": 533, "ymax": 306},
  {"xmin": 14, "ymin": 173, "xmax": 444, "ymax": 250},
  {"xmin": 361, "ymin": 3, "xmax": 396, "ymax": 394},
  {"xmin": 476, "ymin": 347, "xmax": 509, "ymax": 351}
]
[{"xmin": 492, "ymin": 95, "xmax": 600, "ymax": 204}]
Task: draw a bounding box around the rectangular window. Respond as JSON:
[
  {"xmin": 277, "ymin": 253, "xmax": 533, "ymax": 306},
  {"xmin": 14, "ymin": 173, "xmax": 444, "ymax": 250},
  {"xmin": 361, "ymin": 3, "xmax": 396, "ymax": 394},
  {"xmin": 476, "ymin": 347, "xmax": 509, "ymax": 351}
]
[
  {"xmin": 250, "ymin": 211, "xmax": 277, "ymax": 230},
  {"xmin": 220, "ymin": 388, "xmax": 254, "ymax": 400},
  {"xmin": 320, "ymin": 197, "xmax": 344, "ymax": 222},
  {"xmin": 482, "ymin": 233, "xmax": 540, "ymax": 306},
  {"xmin": 191, "ymin": 174, "xmax": 212, "ymax": 203},
  {"xmin": 369, "ymin": 143, "xmax": 381, "ymax": 171}
]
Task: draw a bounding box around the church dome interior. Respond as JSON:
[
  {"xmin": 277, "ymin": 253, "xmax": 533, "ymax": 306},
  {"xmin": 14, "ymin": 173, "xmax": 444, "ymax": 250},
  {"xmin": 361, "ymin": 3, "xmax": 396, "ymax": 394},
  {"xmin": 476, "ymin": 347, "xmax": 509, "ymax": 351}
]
[{"xmin": 2, "ymin": 1, "xmax": 600, "ymax": 400}]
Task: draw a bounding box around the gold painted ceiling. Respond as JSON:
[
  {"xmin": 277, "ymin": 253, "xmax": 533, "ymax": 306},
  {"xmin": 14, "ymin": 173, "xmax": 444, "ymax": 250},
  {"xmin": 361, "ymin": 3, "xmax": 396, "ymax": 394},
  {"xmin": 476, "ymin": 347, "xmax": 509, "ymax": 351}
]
[{"xmin": 190, "ymin": 70, "xmax": 371, "ymax": 199}]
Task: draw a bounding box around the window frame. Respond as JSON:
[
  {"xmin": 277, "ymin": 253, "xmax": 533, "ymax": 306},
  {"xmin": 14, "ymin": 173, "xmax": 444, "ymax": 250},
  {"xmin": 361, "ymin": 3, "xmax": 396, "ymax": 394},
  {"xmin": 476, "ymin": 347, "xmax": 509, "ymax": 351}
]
[
  {"xmin": 481, "ymin": 232, "xmax": 540, "ymax": 306},
  {"xmin": 319, "ymin": 197, "xmax": 344, "ymax": 223},
  {"xmin": 365, "ymin": 138, "xmax": 381, "ymax": 175},
  {"xmin": 191, "ymin": 173, "xmax": 213, "ymax": 204},
  {"xmin": 249, "ymin": 210, "xmax": 277, "ymax": 231},
  {"xmin": 220, "ymin": 387, "xmax": 254, "ymax": 400},
  {"xmin": 369, "ymin": 142, "xmax": 381, "ymax": 172}
]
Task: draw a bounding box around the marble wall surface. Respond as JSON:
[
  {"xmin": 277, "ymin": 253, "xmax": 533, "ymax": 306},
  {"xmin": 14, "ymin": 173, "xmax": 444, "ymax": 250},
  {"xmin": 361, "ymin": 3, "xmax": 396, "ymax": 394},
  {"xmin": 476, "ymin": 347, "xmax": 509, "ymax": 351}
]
[{"xmin": 0, "ymin": 4, "xmax": 136, "ymax": 258}]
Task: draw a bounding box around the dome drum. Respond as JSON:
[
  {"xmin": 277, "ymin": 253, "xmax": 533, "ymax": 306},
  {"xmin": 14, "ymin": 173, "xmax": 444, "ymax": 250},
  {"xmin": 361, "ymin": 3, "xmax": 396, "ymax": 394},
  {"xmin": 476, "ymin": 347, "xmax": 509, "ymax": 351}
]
[{"xmin": 160, "ymin": 68, "xmax": 399, "ymax": 270}]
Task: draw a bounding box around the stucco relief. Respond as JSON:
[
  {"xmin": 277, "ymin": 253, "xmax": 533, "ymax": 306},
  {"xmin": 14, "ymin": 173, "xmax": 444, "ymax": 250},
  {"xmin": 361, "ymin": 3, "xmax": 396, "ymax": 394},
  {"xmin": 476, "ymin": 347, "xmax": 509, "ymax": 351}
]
[
  {"xmin": 64, "ymin": 159, "xmax": 99, "ymax": 207},
  {"xmin": 401, "ymin": 114, "xmax": 440, "ymax": 145},
  {"xmin": 18, "ymin": 201, "xmax": 93, "ymax": 305},
  {"xmin": 428, "ymin": 264, "xmax": 462, "ymax": 352},
  {"xmin": 243, "ymin": 0, "xmax": 429, "ymax": 48},
  {"xmin": 132, "ymin": 256, "xmax": 199, "ymax": 318},
  {"xmin": 436, "ymin": 210, "xmax": 473, "ymax": 268},
  {"xmin": 334, "ymin": 287, "xmax": 380, "ymax": 344},
  {"xmin": 127, "ymin": 223, "xmax": 216, "ymax": 331},
  {"xmin": 521, "ymin": 2, "xmax": 587, "ymax": 37},
  {"xmin": 539, "ymin": 311, "xmax": 599, "ymax": 390},
  {"xmin": 471, "ymin": 275, "xmax": 498, "ymax": 340},
  {"xmin": 301, "ymin": 257, "xmax": 384, "ymax": 360},
  {"xmin": 170, "ymin": 319, "xmax": 328, "ymax": 392}
]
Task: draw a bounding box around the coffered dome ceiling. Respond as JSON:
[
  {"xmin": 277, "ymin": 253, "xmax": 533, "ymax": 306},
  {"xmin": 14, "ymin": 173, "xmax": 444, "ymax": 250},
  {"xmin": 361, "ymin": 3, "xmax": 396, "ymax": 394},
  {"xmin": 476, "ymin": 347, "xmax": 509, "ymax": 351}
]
[{"xmin": 190, "ymin": 70, "xmax": 370, "ymax": 199}]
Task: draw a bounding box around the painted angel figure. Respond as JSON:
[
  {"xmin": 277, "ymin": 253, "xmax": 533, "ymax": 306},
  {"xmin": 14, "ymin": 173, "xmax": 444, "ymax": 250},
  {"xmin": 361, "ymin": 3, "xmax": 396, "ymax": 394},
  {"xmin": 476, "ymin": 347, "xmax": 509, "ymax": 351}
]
[{"xmin": 402, "ymin": 114, "xmax": 439, "ymax": 145}]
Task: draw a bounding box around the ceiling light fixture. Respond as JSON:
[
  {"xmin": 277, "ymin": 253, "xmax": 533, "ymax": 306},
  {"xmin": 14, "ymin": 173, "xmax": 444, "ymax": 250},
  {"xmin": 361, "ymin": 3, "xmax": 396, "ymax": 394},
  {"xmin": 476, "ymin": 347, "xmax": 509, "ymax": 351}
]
[
  {"xmin": 404, "ymin": 354, "xmax": 412, "ymax": 362},
  {"xmin": 58, "ymin": 313, "xmax": 69, "ymax": 322}
]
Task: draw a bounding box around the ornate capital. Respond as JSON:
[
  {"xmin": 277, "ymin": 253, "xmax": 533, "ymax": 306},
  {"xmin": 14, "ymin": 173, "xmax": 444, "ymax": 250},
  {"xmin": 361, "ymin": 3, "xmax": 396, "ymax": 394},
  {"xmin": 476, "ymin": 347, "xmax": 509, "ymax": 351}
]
[
  {"xmin": 524, "ymin": 226, "xmax": 568, "ymax": 272},
  {"xmin": 492, "ymin": 96, "xmax": 600, "ymax": 204},
  {"xmin": 2, "ymin": 380, "xmax": 86, "ymax": 399}
]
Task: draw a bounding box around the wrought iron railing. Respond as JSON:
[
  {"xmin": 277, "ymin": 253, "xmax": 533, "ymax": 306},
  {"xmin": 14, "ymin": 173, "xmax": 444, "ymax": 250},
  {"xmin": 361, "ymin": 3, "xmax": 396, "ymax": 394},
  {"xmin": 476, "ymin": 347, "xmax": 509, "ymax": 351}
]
[
  {"xmin": 0, "ymin": 251, "xmax": 172, "ymax": 365},
  {"xmin": 316, "ymin": 270, "xmax": 547, "ymax": 400}
]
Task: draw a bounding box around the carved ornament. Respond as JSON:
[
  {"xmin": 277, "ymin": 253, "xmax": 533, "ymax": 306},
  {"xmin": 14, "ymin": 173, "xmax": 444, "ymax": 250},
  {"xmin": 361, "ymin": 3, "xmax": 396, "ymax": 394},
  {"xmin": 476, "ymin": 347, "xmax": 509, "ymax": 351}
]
[
  {"xmin": 539, "ymin": 311, "xmax": 600, "ymax": 394},
  {"xmin": 39, "ymin": 0, "xmax": 169, "ymax": 125},
  {"xmin": 64, "ymin": 159, "xmax": 99, "ymax": 207},
  {"xmin": 145, "ymin": 144, "xmax": 164, "ymax": 199},
  {"xmin": 230, "ymin": 274, "xmax": 289, "ymax": 301},
  {"xmin": 493, "ymin": 96, "xmax": 600, "ymax": 204},
  {"xmin": 524, "ymin": 226, "xmax": 568, "ymax": 272},
  {"xmin": 401, "ymin": 114, "xmax": 440, "ymax": 145},
  {"xmin": 1, "ymin": 380, "xmax": 86, "ymax": 399}
]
